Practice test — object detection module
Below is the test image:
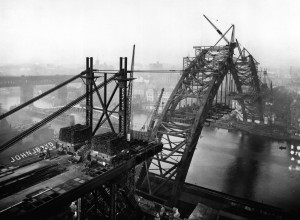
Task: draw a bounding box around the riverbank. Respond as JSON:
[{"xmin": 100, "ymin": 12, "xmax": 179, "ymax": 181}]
[{"xmin": 210, "ymin": 119, "xmax": 300, "ymax": 141}]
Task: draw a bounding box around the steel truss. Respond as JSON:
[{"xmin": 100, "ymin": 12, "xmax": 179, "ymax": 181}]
[
  {"xmin": 0, "ymin": 56, "xmax": 139, "ymax": 220},
  {"xmin": 0, "ymin": 56, "xmax": 133, "ymax": 154},
  {"xmin": 78, "ymin": 169, "xmax": 139, "ymax": 220},
  {"xmin": 137, "ymin": 29, "xmax": 267, "ymax": 206},
  {"xmin": 232, "ymin": 48, "xmax": 265, "ymax": 122},
  {"xmin": 137, "ymin": 43, "xmax": 235, "ymax": 206}
]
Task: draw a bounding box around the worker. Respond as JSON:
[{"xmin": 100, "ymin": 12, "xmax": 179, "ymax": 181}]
[
  {"xmin": 73, "ymin": 152, "xmax": 81, "ymax": 163},
  {"xmin": 61, "ymin": 144, "xmax": 67, "ymax": 154},
  {"xmin": 173, "ymin": 207, "xmax": 180, "ymax": 219},
  {"xmin": 154, "ymin": 213, "xmax": 160, "ymax": 220},
  {"xmin": 58, "ymin": 145, "xmax": 64, "ymax": 154},
  {"xmin": 45, "ymin": 148, "xmax": 51, "ymax": 159},
  {"xmin": 159, "ymin": 206, "xmax": 166, "ymax": 217},
  {"xmin": 39, "ymin": 146, "xmax": 45, "ymax": 158},
  {"xmin": 69, "ymin": 201, "xmax": 77, "ymax": 219}
]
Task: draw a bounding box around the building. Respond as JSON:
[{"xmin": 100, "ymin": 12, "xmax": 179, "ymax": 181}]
[
  {"xmin": 149, "ymin": 61, "xmax": 163, "ymax": 70},
  {"xmin": 290, "ymin": 96, "xmax": 300, "ymax": 129},
  {"xmin": 145, "ymin": 88, "xmax": 157, "ymax": 103},
  {"xmin": 290, "ymin": 66, "xmax": 300, "ymax": 79},
  {"xmin": 132, "ymin": 80, "xmax": 147, "ymax": 100},
  {"xmin": 161, "ymin": 91, "xmax": 171, "ymax": 105}
]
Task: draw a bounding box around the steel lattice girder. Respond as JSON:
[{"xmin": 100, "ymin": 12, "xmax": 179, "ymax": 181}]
[
  {"xmin": 230, "ymin": 66, "xmax": 248, "ymax": 121},
  {"xmin": 232, "ymin": 49, "xmax": 264, "ymax": 121},
  {"xmin": 142, "ymin": 44, "xmax": 235, "ymax": 205}
]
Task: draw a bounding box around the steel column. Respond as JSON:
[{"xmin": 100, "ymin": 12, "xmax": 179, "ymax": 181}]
[
  {"xmin": 110, "ymin": 183, "xmax": 116, "ymax": 220},
  {"xmin": 118, "ymin": 57, "xmax": 128, "ymax": 137},
  {"xmin": 86, "ymin": 57, "xmax": 94, "ymax": 133}
]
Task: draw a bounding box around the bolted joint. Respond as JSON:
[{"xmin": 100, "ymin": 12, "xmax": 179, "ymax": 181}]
[
  {"xmin": 119, "ymin": 110, "xmax": 124, "ymax": 117},
  {"xmin": 119, "ymin": 81, "xmax": 126, "ymax": 88}
]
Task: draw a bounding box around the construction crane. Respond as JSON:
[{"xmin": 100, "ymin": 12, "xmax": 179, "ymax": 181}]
[
  {"xmin": 236, "ymin": 39, "xmax": 246, "ymax": 61},
  {"xmin": 203, "ymin": 14, "xmax": 235, "ymax": 45},
  {"xmin": 203, "ymin": 14, "xmax": 230, "ymax": 44}
]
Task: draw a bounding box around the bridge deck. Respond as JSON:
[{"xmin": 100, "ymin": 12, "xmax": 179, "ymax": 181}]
[
  {"xmin": 0, "ymin": 142, "xmax": 162, "ymax": 219},
  {"xmin": 0, "ymin": 155, "xmax": 85, "ymax": 211},
  {"xmin": 0, "ymin": 75, "xmax": 79, "ymax": 88},
  {"xmin": 138, "ymin": 175, "xmax": 290, "ymax": 219}
]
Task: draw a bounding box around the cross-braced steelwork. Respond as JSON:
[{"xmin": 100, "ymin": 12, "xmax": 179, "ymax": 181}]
[
  {"xmin": 137, "ymin": 43, "xmax": 235, "ymax": 205},
  {"xmin": 137, "ymin": 17, "xmax": 269, "ymax": 206},
  {"xmin": 232, "ymin": 47, "xmax": 265, "ymax": 122}
]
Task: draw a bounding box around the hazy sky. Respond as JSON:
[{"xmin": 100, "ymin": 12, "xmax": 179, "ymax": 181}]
[{"xmin": 1, "ymin": 0, "xmax": 300, "ymax": 68}]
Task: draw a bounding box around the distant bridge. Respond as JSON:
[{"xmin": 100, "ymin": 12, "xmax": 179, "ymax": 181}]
[
  {"xmin": 0, "ymin": 75, "xmax": 83, "ymax": 105},
  {"xmin": 0, "ymin": 75, "xmax": 81, "ymax": 88}
]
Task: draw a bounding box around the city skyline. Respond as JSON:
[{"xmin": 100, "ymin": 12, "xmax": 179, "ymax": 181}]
[{"xmin": 1, "ymin": 0, "xmax": 300, "ymax": 71}]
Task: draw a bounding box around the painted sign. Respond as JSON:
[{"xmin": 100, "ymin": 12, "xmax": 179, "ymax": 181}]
[{"xmin": 8, "ymin": 140, "xmax": 56, "ymax": 163}]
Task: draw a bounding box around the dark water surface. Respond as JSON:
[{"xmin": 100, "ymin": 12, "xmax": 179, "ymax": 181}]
[
  {"xmin": 132, "ymin": 113, "xmax": 300, "ymax": 212},
  {"xmin": 187, "ymin": 126, "xmax": 300, "ymax": 213}
]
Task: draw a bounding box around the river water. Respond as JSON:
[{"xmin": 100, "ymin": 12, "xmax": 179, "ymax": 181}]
[
  {"xmin": 188, "ymin": 127, "xmax": 300, "ymax": 213},
  {"xmin": 1, "ymin": 89, "xmax": 300, "ymax": 213},
  {"xmin": 133, "ymin": 112, "xmax": 300, "ymax": 213}
]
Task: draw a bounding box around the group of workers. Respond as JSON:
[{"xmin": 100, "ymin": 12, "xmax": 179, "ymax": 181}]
[
  {"xmin": 57, "ymin": 142, "xmax": 71, "ymax": 154},
  {"xmin": 38, "ymin": 141, "xmax": 74, "ymax": 160},
  {"xmin": 38, "ymin": 146, "xmax": 51, "ymax": 159},
  {"xmin": 137, "ymin": 195, "xmax": 181, "ymax": 220},
  {"xmin": 154, "ymin": 206, "xmax": 181, "ymax": 220}
]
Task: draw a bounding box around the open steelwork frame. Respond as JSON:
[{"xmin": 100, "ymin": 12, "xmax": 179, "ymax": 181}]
[
  {"xmin": 0, "ymin": 53, "xmax": 145, "ymax": 220},
  {"xmin": 137, "ymin": 17, "xmax": 267, "ymax": 206}
]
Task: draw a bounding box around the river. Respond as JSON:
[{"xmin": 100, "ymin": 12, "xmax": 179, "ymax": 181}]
[
  {"xmin": 188, "ymin": 127, "xmax": 300, "ymax": 213},
  {"xmin": 1, "ymin": 89, "xmax": 300, "ymax": 213},
  {"xmin": 132, "ymin": 112, "xmax": 300, "ymax": 213}
]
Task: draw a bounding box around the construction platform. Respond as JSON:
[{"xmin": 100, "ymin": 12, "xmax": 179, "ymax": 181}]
[
  {"xmin": 0, "ymin": 141, "xmax": 162, "ymax": 220},
  {"xmin": 137, "ymin": 175, "xmax": 295, "ymax": 220}
]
